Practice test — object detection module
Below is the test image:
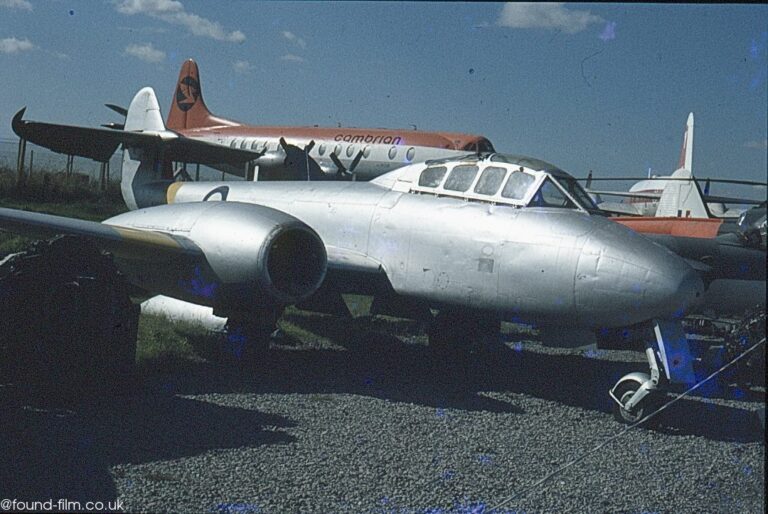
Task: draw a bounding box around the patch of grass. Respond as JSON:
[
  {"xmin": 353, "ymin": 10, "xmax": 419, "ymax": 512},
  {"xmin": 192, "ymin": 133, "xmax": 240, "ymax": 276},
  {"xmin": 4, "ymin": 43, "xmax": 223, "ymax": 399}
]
[
  {"xmin": 136, "ymin": 314, "xmax": 217, "ymax": 374},
  {"xmin": 0, "ymin": 234, "xmax": 34, "ymax": 257},
  {"xmin": 0, "ymin": 167, "xmax": 127, "ymax": 258},
  {"xmin": 0, "ymin": 199, "xmax": 127, "ymax": 221},
  {"xmin": 0, "ymin": 166, "xmax": 124, "ymax": 205}
]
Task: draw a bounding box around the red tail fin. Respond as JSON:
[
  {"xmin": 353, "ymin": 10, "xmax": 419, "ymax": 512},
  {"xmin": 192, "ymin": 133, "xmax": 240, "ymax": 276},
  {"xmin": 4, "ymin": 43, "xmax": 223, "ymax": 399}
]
[{"xmin": 166, "ymin": 59, "xmax": 239, "ymax": 130}]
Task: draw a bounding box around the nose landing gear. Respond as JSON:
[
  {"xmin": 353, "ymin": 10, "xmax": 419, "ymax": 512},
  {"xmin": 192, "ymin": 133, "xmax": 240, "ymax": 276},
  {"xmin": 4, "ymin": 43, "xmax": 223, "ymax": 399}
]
[{"xmin": 609, "ymin": 319, "xmax": 693, "ymax": 425}]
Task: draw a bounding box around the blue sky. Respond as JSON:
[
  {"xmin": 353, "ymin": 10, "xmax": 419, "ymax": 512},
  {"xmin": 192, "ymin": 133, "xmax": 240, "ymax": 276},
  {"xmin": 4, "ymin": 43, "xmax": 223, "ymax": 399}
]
[{"xmin": 1, "ymin": 1, "xmax": 766, "ymax": 188}]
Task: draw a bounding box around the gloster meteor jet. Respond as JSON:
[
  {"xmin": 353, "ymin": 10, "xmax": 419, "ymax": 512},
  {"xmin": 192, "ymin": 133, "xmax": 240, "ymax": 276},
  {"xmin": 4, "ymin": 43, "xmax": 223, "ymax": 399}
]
[
  {"xmin": 13, "ymin": 59, "xmax": 494, "ymax": 182},
  {"xmin": 1, "ymin": 87, "xmax": 714, "ymax": 423}
]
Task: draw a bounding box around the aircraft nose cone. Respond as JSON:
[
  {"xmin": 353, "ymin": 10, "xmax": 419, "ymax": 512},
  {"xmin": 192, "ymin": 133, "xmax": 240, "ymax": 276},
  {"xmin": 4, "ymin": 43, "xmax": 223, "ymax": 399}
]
[{"xmin": 575, "ymin": 219, "xmax": 705, "ymax": 327}]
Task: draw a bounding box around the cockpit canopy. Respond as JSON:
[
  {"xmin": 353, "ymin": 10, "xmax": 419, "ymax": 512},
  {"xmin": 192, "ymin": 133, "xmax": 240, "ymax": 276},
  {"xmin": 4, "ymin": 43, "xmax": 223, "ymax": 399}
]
[
  {"xmin": 460, "ymin": 137, "xmax": 495, "ymax": 153},
  {"xmin": 386, "ymin": 153, "xmax": 598, "ymax": 213}
]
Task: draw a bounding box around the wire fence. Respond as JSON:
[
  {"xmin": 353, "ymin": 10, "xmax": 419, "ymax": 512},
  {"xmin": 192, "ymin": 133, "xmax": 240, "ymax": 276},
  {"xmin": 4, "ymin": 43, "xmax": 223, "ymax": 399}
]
[{"xmin": 0, "ymin": 137, "xmax": 123, "ymax": 182}]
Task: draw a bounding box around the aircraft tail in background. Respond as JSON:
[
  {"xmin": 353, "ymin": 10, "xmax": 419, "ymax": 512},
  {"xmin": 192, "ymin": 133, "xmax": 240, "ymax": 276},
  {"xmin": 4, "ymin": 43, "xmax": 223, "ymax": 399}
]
[
  {"xmin": 654, "ymin": 168, "xmax": 709, "ymax": 218},
  {"xmin": 676, "ymin": 112, "xmax": 694, "ymax": 172},
  {"xmin": 166, "ymin": 59, "xmax": 240, "ymax": 131}
]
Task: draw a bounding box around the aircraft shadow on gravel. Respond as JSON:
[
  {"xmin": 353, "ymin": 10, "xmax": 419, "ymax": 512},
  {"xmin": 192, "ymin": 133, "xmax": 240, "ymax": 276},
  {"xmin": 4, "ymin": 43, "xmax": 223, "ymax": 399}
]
[
  {"xmin": 174, "ymin": 313, "xmax": 764, "ymax": 444},
  {"xmin": 0, "ymin": 388, "xmax": 295, "ymax": 503}
]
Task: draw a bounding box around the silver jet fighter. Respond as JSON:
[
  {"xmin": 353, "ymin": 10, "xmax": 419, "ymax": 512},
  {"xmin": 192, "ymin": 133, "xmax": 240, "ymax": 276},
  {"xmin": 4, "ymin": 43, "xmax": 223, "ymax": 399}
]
[{"xmin": 0, "ymin": 87, "xmax": 706, "ymax": 422}]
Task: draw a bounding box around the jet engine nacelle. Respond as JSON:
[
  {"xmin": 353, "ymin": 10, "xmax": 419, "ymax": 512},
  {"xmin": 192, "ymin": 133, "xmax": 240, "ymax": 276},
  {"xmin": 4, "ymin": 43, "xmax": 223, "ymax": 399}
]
[{"xmin": 104, "ymin": 201, "xmax": 327, "ymax": 313}]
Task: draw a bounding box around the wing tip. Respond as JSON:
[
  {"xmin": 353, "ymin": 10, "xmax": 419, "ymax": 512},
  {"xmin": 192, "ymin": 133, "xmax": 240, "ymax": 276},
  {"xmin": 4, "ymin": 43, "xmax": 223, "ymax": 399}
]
[{"xmin": 11, "ymin": 107, "xmax": 27, "ymax": 137}]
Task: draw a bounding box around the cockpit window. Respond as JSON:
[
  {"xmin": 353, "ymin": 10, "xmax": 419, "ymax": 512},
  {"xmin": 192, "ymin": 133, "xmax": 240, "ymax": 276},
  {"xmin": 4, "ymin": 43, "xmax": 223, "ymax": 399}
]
[
  {"xmin": 443, "ymin": 165, "xmax": 479, "ymax": 192},
  {"xmin": 554, "ymin": 176, "xmax": 598, "ymax": 210},
  {"xmin": 501, "ymin": 170, "xmax": 536, "ymax": 200},
  {"xmin": 418, "ymin": 166, "xmax": 448, "ymax": 187},
  {"xmin": 474, "ymin": 166, "xmax": 507, "ymax": 195},
  {"xmin": 529, "ymin": 178, "xmax": 576, "ymax": 208}
]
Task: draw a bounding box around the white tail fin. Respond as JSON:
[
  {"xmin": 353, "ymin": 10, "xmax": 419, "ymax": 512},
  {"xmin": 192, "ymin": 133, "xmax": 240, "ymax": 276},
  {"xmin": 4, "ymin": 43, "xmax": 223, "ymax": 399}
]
[
  {"xmin": 124, "ymin": 87, "xmax": 166, "ymax": 132},
  {"xmin": 121, "ymin": 87, "xmax": 172, "ymax": 210},
  {"xmin": 655, "ymin": 168, "xmax": 709, "ymax": 218},
  {"xmin": 676, "ymin": 112, "xmax": 694, "ymax": 172}
]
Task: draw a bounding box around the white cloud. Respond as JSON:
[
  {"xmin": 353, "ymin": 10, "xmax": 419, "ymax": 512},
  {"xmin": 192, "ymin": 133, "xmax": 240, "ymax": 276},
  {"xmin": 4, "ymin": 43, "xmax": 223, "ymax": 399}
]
[
  {"xmin": 124, "ymin": 42, "xmax": 165, "ymax": 63},
  {"xmin": 282, "ymin": 30, "xmax": 306, "ymax": 49},
  {"xmin": 116, "ymin": 0, "xmax": 245, "ymax": 43},
  {"xmin": 497, "ymin": 3, "xmax": 603, "ymax": 34},
  {"xmin": 233, "ymin": 59, "xmax": 255, "ymax": 73},
  {"xmin": 744, "ymin": 139, "xmax": 768, "ymax": 150},
  {"xmin": 280, "ymin": 53, "xmax": 304, "ymax": 63},
  {"xmin": 0, "ymin": 36, "xmax": 34, "ymax": 54},
  {"xmin": 0, "ymin": 0, "xmax": 33, "ymax": 11}
]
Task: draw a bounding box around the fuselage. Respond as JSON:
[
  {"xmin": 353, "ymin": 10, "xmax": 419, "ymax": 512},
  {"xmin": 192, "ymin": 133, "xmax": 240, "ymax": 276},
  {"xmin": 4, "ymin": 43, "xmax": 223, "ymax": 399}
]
[
  {"xmin": 180, "ymin": 125, "xmax": 493, "ymax": 181},
  {"xmin": 149, "ymin": 155, "xmax": 703, "ymax": 328}
]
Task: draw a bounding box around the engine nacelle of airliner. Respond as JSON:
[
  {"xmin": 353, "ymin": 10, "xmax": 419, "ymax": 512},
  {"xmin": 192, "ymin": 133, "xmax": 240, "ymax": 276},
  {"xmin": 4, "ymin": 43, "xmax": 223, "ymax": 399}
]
[{"xmin": 104, "ymin": 201, "xmax": 327, "ymax": 313}]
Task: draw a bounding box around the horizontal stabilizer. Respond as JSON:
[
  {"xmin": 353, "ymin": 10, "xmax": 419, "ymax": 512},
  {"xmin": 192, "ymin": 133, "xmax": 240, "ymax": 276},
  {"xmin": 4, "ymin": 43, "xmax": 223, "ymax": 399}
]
[
  {"xmin": 105, "ymin": 103, "xmax": 128, "ymax": 117},
  {"xmin": 12, "ymin": 108, "xmax": 263, "ymax": 168},
  {"xmin": 13, "ymin": 108, "xmax": 123, "ymax": 162}
]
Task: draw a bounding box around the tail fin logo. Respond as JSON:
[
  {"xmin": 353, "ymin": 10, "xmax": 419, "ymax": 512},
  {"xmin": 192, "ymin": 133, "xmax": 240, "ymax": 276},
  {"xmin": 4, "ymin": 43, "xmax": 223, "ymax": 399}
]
[{"xmin": 175, "ymin": 74, "xmax": 200, "ymax": 112}]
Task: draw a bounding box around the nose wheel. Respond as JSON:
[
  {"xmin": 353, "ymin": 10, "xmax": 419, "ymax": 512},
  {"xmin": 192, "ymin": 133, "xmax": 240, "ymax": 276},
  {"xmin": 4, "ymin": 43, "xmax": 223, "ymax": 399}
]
[
  {"xmin": 611, "ymin": 379, "xmax": 663, "ymax": 425},
  {"xmin": 609, "ymin": 319, "xmax": 694, "ymax": 425}
]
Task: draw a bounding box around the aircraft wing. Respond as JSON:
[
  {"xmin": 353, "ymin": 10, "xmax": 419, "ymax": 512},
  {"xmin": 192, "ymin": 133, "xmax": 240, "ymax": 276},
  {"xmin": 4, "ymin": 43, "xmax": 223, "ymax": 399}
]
[
  {"xmin": 0, "ymin": 207, "xmax": 201, "ymax": 262},
  {"xmin": 588, "ymin": 190, "xmax": 662, "ymax": 200},
  {"xmin": 12, "ymin": 108, "xmax": 261, "ymax": 167},
  {"xmin": 701, "ymin": 194, "xmax": 765, "ymax": 205},
  {"xmin": 590, "ymin": 189, "xmax": 764, "ymax": 206}
]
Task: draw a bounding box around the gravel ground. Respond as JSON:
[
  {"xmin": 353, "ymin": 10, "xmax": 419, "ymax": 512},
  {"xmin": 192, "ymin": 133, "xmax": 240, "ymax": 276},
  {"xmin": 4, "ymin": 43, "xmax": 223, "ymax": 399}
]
[{"xmin": 1, "ymin": 314, "xmax": 764, "ymax": 513}]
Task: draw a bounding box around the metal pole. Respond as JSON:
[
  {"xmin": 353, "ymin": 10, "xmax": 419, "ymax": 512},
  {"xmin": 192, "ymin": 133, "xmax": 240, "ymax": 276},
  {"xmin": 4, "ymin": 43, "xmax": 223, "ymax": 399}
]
[
  {"xmin": 16, "ymin": 138, "xmax": 26, "ymax": 186},
  {"xmin": 100, "ymin": 162, "xmax": 106, "ymax": 191}
]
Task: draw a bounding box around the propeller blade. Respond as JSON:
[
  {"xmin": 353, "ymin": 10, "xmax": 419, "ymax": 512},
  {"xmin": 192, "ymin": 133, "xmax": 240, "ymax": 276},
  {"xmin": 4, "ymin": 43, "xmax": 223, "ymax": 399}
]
[
  {"xmin": 586, "ymin": 170, "xmax": 593, "ymax": 189},
  {"xmin": 349, "ymin": 150, "xmax": 364, "ymax": 173},
  {"xmin": 304, "ymin": 140, "xmax": 315, "ymax": 153},
  {"xmin": 329, "ymin": 152, "xmax": 348, "ymax": 177}
]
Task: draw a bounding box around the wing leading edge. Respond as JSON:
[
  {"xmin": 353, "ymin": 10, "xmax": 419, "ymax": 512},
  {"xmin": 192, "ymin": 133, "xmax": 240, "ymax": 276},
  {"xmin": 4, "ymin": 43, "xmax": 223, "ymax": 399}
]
[{"xmin": 0, "ymin": 207, "xmax": 200, "ymax": 262}]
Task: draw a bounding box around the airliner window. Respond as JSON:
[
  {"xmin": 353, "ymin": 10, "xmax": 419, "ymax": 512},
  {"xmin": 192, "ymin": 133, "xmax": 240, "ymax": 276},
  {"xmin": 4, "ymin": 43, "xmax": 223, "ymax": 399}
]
[
  {"xmin": 418, "ymin": 166, "xmax": 448, "ymax": 187},
  {"xmin": 529, "ymin": 178, "xmax": 576, "ymax": 208},
  {"xmin": 318, "ymin": 144, "xmax": 326, "ymax": 155},
  {"xmin": 250, "ymin": 140, "xmax": 260, "ymax": 150},
  {"xmin": 406, "ymin": 147, "xmax": 415, "ymax": 161},
  {"xmin": 388, "ymin": 146, "xmax": 398, "ymax": 160},
  {"xmin": 443, "ymin": 165, "xmax": 479, "ymax": 192},
  {"xmin": 346, "ymin": 145, "xmax": 356, "ymax": 157},
  {"xmin": 474, "ymin": 166, "xmax": 507, "ymax": 195},
  {"xmin": 230, "ymin": 139, "xmax": 238, "ymax": 148},
  {"xmin": 501, "ymin": 171, "xmax": 536, "ymax": 200},
  {"xmin": 363, "ymin": 145, "xmax": 371, "ymax": 158},
  {"xmin": 334, "ymin": 144, "xmax": 342, "ymax": 156}
]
